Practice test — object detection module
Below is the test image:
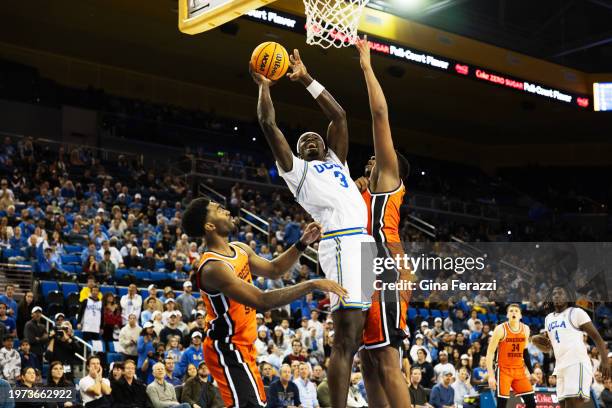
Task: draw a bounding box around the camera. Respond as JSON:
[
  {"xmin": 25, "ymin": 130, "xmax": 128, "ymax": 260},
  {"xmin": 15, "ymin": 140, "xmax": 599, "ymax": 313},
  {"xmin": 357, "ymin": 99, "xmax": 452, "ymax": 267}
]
[{"xmin": 55, "ymin": 327, "xmax": 65, "ymax": 339}]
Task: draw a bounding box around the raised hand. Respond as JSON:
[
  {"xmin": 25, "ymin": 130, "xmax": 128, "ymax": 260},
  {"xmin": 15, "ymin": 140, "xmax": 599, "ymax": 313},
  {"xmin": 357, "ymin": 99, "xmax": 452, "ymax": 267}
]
[
  {"xmin": 249, "ymin": 63, "xmax": 275, "ymax": 87},
  {"xmin": 355, "ymin": 35, "xmax": 372, "ymax": 70},
  {"xmin": 287, "ymin": 49, "xmax": 308, "ymax": 82}
]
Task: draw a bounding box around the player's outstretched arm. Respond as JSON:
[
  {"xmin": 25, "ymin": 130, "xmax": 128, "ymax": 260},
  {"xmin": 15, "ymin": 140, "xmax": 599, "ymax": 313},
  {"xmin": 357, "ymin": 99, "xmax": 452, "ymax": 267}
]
[
  {"xmin": 236, "ymin": 222, "xmax": 322, "ymax": 279},
  {"xmin": 251, "ymin": 66, "xmax": 293, "ymax": 172},
  {"xmin": 287, "ymin": 49, "xmax": 349, "ymax": 164},
  {"xmin": 485, "ymin": 325, "xmax": 504, "ymax": 390},
  {"xmin": 201, "ymin": 260, "xmax": 347, "ymax": 311},
  {"xmin": 355, "ymin": 36, "xmax": 399, "ymax": 189},
  {"xmin": 581, "ymin": 321, "xmax": 610, "ymax": 379}
]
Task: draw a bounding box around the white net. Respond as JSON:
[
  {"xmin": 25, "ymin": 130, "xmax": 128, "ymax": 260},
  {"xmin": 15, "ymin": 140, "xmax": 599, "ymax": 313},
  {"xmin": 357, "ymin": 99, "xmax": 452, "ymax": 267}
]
[{"xmin": 303, "ymin": 0, "xmax": 369, "ymax": 49}]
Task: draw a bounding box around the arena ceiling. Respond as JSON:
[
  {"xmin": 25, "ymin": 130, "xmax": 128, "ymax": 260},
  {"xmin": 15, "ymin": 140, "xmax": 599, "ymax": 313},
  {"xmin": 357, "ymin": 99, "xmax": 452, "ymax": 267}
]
[
  {"xmin": 371, "ymin": 0, "xmax": 612, "ymax": 73},
  {"xmin": 0, "ymin": 0, "xmax": 610, "ymax": 146}
]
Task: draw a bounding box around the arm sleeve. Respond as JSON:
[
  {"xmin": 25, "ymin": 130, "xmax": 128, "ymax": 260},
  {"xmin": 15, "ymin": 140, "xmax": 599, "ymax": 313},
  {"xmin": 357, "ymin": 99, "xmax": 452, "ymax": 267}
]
[
  {"xmin": 430, "ymin": 386, "xmax": 441, "ymax": 408},
  {"xmin": 570, "ymin": 307, "xmax": 591, "ymax": 329},
  {"xmin": 277, "ymin": 155, "xmax": 307, "ymax": 197},
  {"xmin": 523, "ymin": 348, "xmax": 533, "ymax": 372},
  {"xmin": 292, "ymin": 382, "xmax": 301, "ymax": 406}
]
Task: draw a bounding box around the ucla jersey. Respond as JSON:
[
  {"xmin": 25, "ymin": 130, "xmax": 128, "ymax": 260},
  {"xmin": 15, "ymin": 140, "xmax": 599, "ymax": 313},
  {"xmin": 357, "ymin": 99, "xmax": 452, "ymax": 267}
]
[
  {"xmin": 278, "ymin": 150, "xmax": 367, "ymax": 232},
  {"xmin": 545, "ymin": 307, "xmax": 591, "ymax": 369}
]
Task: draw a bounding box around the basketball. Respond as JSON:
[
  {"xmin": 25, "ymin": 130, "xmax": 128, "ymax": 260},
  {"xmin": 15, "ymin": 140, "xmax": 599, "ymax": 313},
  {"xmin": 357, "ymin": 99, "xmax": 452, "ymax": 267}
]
[{"xmin": 250, "ymin": 42, "xmax": 289, "ymax": 81}]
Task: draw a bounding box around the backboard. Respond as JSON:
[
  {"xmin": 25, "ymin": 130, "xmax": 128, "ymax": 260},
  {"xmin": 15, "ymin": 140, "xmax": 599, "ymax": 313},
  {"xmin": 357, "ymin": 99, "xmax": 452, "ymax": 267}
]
[{"xmin": 178, "ymin": 0, "xmax": 280, "ymax": 34}]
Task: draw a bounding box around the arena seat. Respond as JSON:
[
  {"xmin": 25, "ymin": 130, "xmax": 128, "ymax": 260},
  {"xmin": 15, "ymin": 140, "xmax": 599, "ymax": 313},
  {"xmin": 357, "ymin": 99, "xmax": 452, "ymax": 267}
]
[
  {"xmin": 132, "ymin": 271, "xmax": 151, "ymax": 282},
  {"xmin": 61, "ymin": 255, "xmax": 81, "ymax": 265},
  {"xmin": 100, "ymin": 285, "xmax": 116, "ymax": 296},
  {"xmin": 2, "ymin": 248, "xmax": 21, "ymax": 260},
  {"xmin": 66, "ymin": 293, "xmax": 81, "ymax": 317},
  {"xmin": 488, "ymin": 314, "xmax": 498, "ymax": 323},
  {"xmin": 41, "ymin": 281, "xmax": 59, "ymax": 298},
  {"xmin": 46, "ymin": 291, "xmax": 64, "ymax": 309},
  {"xmin": 61, "ymin": 282, "xmax": 80, "ymax": 298},
  {"xmin": 419, "ymin": 308, "xmax": 430, "ymax": 319},
  {"xmin": 107, "ymin": 352, "xmax": 124, "ymax": 365},
  {"xmin": 477, "ymin": 313, "xmax": 487, "ymax": 322},
  {"xmin": 64, "ymin": 245, "xmax": 84, "ymax": 254},
  {"xmin": 408, "ymin": 308, "xmax": 417, "ymax": 321},
  {"xmin": 117, "ymin": 286, "xmax": 128, "ymax": 297},
  {"xmin": 441, "ymin": 310, "xmax": 449, "ymax": 318},
  {"xmin": 522, "ymin": 316, "xmax": 532, "ymax": 325},
  {"xmin": 149, "ymin": 271, "xmax": 168, "ymax": 282},
  {"xmin": 430, "ymin": 309, "xmax": 442, "ymax": 319}
]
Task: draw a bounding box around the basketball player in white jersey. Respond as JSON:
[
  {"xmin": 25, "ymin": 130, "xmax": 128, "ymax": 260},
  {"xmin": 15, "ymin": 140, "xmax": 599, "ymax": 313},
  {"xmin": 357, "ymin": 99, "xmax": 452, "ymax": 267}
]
[
  {"xmin": 532, "ymin": 286, "xmax": 610, "ymax": 408},
  {"xmin": 251, "ymin": 50, "xmax": 376, "ymax": 408}
]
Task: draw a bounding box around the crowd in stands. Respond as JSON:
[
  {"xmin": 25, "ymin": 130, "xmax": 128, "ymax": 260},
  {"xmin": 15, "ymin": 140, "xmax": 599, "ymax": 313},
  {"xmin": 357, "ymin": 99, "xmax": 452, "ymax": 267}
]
[{"xmin": 0, "ymin": 134, "xmax": 606, "ymax": 408}]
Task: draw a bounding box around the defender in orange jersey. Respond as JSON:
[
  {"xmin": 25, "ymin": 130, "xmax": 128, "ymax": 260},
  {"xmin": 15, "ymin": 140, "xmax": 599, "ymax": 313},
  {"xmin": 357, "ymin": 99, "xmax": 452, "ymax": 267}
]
[
  {"xmin": 182, "ymin": 198, "xmax": 347, "ymax": 408},
  {"xmin": 353, "ymin": 35, "xmax": 412, "ymax": 408},
  {"xmin": 486, "ymin": 304, "xmax": 536, "ymax": 408}
]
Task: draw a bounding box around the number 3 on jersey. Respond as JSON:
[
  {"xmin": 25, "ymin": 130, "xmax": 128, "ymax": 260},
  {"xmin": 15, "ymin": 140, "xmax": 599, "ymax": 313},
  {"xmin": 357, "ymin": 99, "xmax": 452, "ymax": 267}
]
[{"xmin": 334, "ymin": 171, "xmax": 349, "ymax": 188}]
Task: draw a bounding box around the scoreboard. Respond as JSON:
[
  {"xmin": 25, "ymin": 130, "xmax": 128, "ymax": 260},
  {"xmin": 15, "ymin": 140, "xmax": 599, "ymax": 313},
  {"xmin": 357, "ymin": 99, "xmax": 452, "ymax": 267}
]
[{"xmin": 594, "ymin": 83, "xmax": 612, "ymax": 111}]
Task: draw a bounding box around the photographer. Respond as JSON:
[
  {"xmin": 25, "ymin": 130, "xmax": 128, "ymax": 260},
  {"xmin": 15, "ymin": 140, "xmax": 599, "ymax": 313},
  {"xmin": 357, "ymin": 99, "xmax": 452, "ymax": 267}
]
[
  {"xmin": 44, "ymin": 322, "xmax": 80, "ymax": 381},
  {"xmin": 137, "ymin": 322, "xmax": 159, "ymax": 384}
]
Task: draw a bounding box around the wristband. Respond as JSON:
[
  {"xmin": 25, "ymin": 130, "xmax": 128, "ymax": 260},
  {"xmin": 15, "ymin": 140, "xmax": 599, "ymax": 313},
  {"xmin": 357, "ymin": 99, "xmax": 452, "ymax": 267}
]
[
  {"xmin": 306, "ymin": 80, "xmax": 325, "ymax": 99},
  {"xmin": 295, "ymin": 240, "xmax": 308, "ymax": 252}
]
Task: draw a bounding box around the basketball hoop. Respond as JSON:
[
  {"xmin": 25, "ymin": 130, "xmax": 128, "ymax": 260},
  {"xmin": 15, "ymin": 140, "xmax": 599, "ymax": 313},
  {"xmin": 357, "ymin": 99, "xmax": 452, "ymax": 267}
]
[{"xmin": 303, "ymin": 0, "xmax": 369, "ymax": 49}]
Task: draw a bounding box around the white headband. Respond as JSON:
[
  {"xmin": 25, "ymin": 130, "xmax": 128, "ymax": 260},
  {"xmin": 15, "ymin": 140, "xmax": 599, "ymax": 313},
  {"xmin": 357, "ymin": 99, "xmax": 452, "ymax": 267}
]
[{"xmin": 296, "ymin": 133, "xmax": 325, "ymax": 155}]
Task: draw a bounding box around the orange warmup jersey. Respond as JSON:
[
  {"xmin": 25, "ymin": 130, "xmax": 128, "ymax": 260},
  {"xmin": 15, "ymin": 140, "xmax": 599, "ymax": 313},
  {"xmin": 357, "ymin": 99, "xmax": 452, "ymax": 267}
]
[
  {"xmin": 497, "ymin": 322, "xmax": 528, "ymax": 368},
  {"xmin": 195, "ymin": 243, "xmax": 257, "ymax": 345},
  {"xmin": 362, "ymin": 182, "xmax": 410, "ymax": 348}
]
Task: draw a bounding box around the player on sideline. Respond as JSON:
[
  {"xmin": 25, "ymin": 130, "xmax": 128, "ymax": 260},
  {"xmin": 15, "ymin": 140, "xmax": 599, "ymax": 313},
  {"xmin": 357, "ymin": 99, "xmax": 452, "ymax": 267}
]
[
  {"xmin": 182, "ymin": 197, "xmax": 347, "ymax": 408},
  {"xmin": 353, "ymin": 35, "xmax": 412, "ymax": 408},
  {"xmin": 532, "ymin": 286, "xmax": 610, "ymax": 408},
  {"xmin": 486, "ymin": 304, "xmax": 537, "ymax": 408},
  {"xmin": 251, "ymin": 49, "xmax": 376, "ymax": 408}
]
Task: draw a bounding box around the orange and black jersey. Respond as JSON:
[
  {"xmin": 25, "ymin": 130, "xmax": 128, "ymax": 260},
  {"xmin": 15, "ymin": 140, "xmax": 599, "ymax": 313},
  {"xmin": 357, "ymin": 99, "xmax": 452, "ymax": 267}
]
[
  {"xmin": 362, "ymin": 182, "xmax": 405, "ymax": 244},
  {"xmin": 194, "ymin": 243, "xmax": 257, "ymax": 346},
  {"xmin": 497, "ymin": 322, "xmax": 528, "ymax": 369}
]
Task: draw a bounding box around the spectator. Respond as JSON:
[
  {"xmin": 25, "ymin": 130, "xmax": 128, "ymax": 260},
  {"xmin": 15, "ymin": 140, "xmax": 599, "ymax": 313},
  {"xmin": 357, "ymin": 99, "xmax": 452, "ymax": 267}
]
[
  {"xmin": 44, "ymin": 322, "xmax": 80, "ymax": 381},
  {"xmin": 307, "ymin": 310, "xmax": 323, "ymax": 339},
  {"xmin": 81, "ymin": 242, "xmax": 102, "ymax": 265},
  {"xmin": 0, "ymin": 336, "xmax": 20, "ymax": 384},
  {"xmin": 15, "ymin": 367, "xmax": 38, "ymax": 407},
  {"xmin": 83, "ymin": 255, "xmax": 100, "ymax": 277},
  {"xmin": 434, "ymin": 351, "xmax": 456, "ymax": 383},
  {"xmin": 296, "ymin": 362, "xmax": 319, "ymax": 408},
  {"xmin": 119, "ymin": 313, "xmax": 141, "ymax": 361},
  {"xmin": 46, "ymin": 361, "xmax": 78, "ymax": 408},
  {"xmin": 471, "ymin": 356, "xmax": 488, "ymax": 387},
  {"xmin": 283, "ymin": 340, "xmax": 306, "ymax": 365},
  {"xmin": 0, "ymin": 283, "xmax": 18, "ymax": 317},
  {"xmin": 110, "ymin": 362, "xmax": 125, "ymax": 383},
  {"xmin": 77, "ymin": 284, "xmax": 103, "ymax": 341},
  {"xmin": 137, "ymin": 322, "xmax": 158, "ymax": 384},
  {"xmin": 411, "ymin": 334, "xmax": 430, "ymax": 363},
  {"xmin": 311, "ymin": 365, "xmax": 325, "ymax": 386},
  {"xmin": 102, "ymin": 293, "xmax": 122, "ymax": 342},
  {"xmin": 110, "ymin": 359, "xmax": 149, "ymax": 408},
  {"xmin": 98, "ymin": 251, "xmax": 116, "ymax": 282},
  {"xmin": 16, "ymin": 291, "xmax": 35, "ymax": 339},
  {"xmin": 175, "ymin": 331, "xmax": 204, "ymax": 379},
  {"xmin": 141, "ymin": 248, "xmax": 156, "ymax": 271},
  {"xmin": 531, "ymin": 367, "xmax": 545, "ymax": 387},
  {"xmin": 18, "ymin": 340, "xmax": 39, "ymax": 372},
  {"xmin": 146, "ymin": 362, "xmax": 190, "ymax": 408},
  {"xmin": 317, "ymin": 377, "xmax": 330, "ymax": 408},
  {"xmin": 0, "ymin": 303, "xmax": 16, "ymax": 338},
  {"xmin": 120, "ymin": 284, "xmax": 143, "ymax": 326},
  {"xmin": 601, "ymin": 377, "xmax": 612, "ymax": 408},
  {"xmin": 79, "ymin": 277, "xmax": 102, "ymax": 302},
  {"xmin": 98, "ymin": 239, "xmax": 123, "ymax": 269},
  {"xmin": 346, "ymin": 373, "xmax": 367, "ymax": 408},
  {"xmin": 124, "ymin": 247, "xmax": 142, "ymax": 269},
  {"xmin": 175, "ymin": 282, "xmax": 196, "ymax": 322},
  {"xmin": 141, "ymin": 298, "xmax": 158, "ymax": 326},
  {"xmin": 181, "ymin": 361, "xmax": 224, "ymax": 408},
  {"xmin": 23, "ymin": 306, "xmax": 47, "ymax": 367},
  {"xmin": 592, "ymin": 370, "xmax": 605, "ymax": 407},
  {"xmin": 143, "ymin": 285, "xmax": 164, "ymax": 313},
  {"xmin": 159, "ymin": 312, "xmax": 183, "ymax": 345},
  {"xmin": 162, "ymin": 356, "xmax": 181, "ymax": 387},
  {"xmin": 451, "ymin": 367, "xmax": 475, "ymax": 407},
  {"xmin": 430, "ymin": 370, "xmax": 455, "ymax": 408},
  {"xmin": 78, "ymin": 355, "xmax": 112, "ymax": 408},
  {"xmin": 444, "ymin": 309, "xmax": 468, "ymax": 334},
  {"xmin": 414, "ymin": 348, "xmax": 436, "ymax": 389},
  {"xmin": 267, "ymin": 364, "xmax": 302, "ymax": 408},
  {"xmin": 409, "ymin": 367, "xmax": 432, "ymax": 408},
  {"xmin": 183, "ymin": 364, "xmax": 198, "ymax": 383},
  {"xmin": 260, "ymin": 362, "xmax": 279, "ymax": 387}
]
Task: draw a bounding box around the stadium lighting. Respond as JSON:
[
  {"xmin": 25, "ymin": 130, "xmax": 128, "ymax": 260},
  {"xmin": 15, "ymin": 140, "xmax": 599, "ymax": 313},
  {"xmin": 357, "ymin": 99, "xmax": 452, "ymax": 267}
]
[
  {"xmin": 234, "ymin": 126, "xmax": 238, "ymax": 131},
  {"xmin": 390, "ymin": 0, "xmax": 424, "ymax": 12},
  {"xmin": 507, "ymin": 230, "xmax": 512, "ymax": 235},
  {"xmin": 421, "ymin": 171, "xmax": 426, "ymax": 176},
  {"xmin": 252, "ymin": 137, "xmax": 257, "ymax": 141}
]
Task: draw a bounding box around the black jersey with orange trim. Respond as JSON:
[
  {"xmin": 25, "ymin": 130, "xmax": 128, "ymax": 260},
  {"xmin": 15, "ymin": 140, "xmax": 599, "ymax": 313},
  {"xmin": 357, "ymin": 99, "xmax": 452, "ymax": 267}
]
[{"xmin": 194, "ymin": 243, "xmax": 257, "ymax": 346}]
